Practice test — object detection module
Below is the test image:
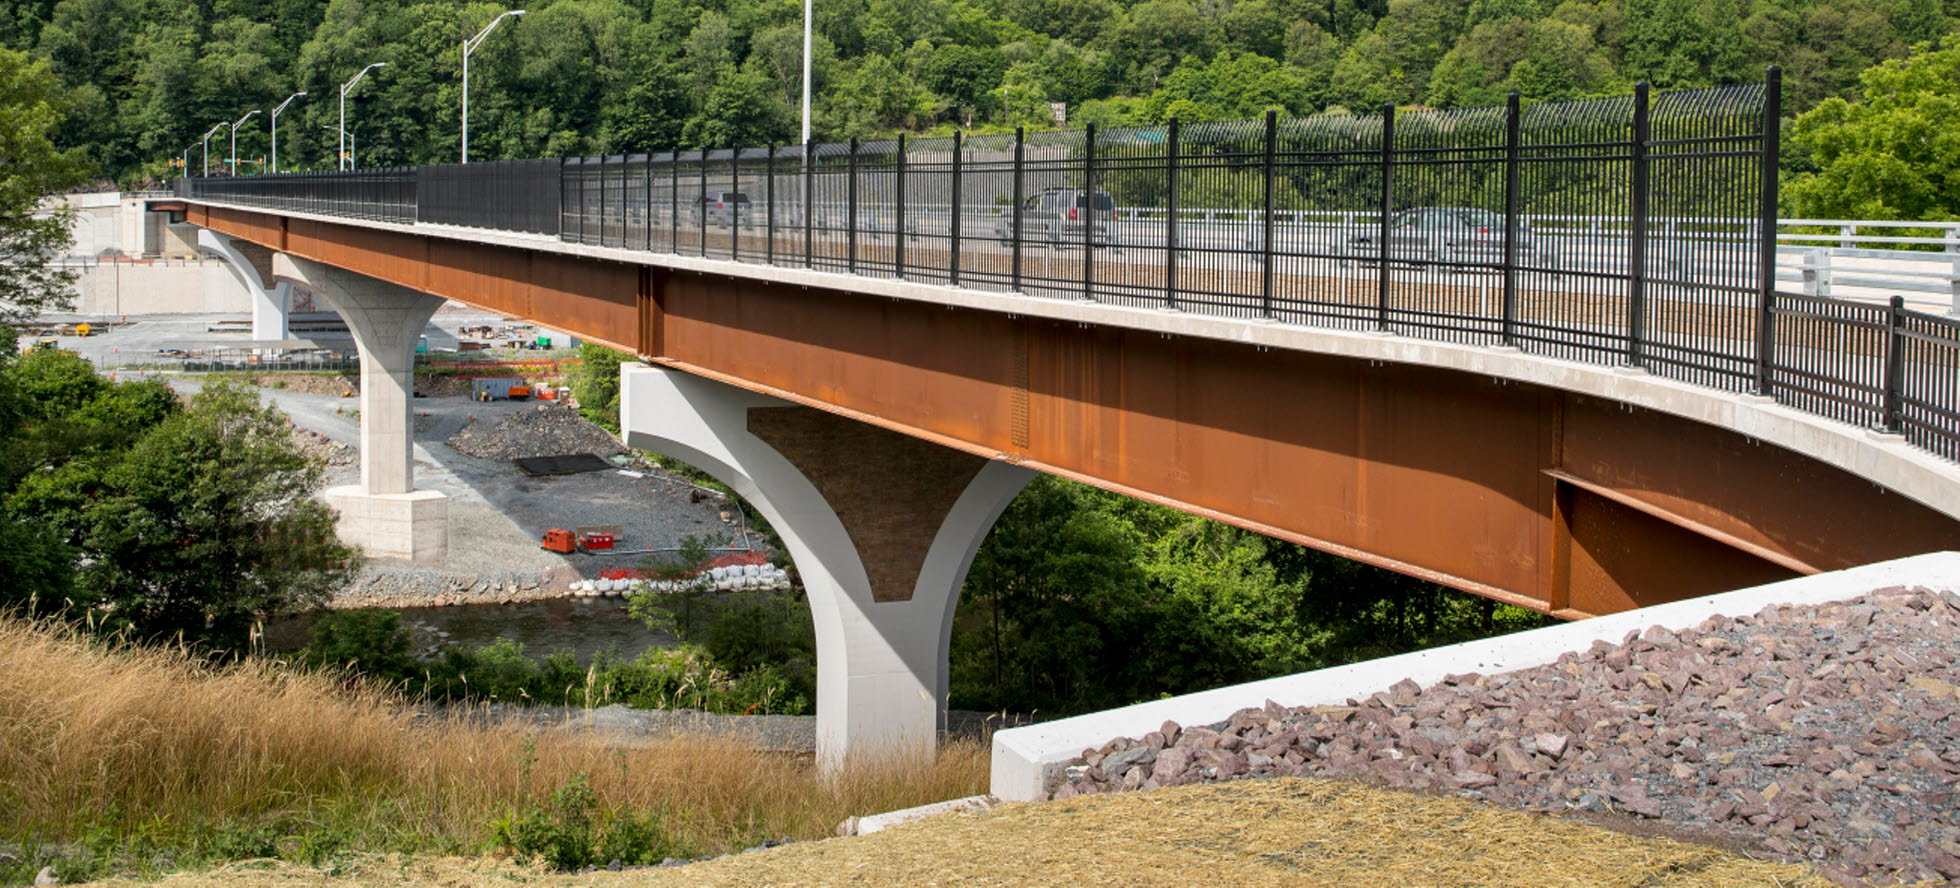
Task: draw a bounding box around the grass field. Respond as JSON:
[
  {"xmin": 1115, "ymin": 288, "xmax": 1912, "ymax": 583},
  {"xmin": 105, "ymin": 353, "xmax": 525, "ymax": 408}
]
[{"xmin": 0, "ymin": 616, "xmax": 986, "ymax": 883}]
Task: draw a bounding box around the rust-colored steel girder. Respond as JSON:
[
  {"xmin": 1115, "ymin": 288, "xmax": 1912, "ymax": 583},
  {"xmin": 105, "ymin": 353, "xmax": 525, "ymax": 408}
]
[{"xmin": 189, "ymin": 204, "xmax": 1960, "ymax": 616}]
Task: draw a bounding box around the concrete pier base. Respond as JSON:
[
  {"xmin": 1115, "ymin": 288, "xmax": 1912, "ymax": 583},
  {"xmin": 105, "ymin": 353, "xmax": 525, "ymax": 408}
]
[
  {"xmin": 274, "ymin": 253, "xmax": 450, "ymax": 564},
  {"xmin": 620, "ymin": 363, "xmax": 1034, "ymax": 770}
]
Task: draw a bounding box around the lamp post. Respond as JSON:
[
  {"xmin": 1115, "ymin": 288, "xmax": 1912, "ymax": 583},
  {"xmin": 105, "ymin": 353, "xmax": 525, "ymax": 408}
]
[
  {"xmin": 462, "ymin": 9, "xmax": 524, "ymax": 164},
  {"xmin": 229, "ymin": 109, "xmax": 261, "ymax": 176},
  {"xmin": 181, "ymin": 143, "xmax": 193, "ymax": 176},
  {"xmin": 270, "ymin": 91, "xmax": 306, "ymax": 173},
  {"xmin": 200, "ymin": 122, "xmax": 226, "ymax": 176},
  {"xmin": 800, "ymin": 0, "xmax": 812, "ymax": 145},
  {"xmin": 339, "ymin": 62, "xmax": 387, "ymax": 171},
  {"xmin": 321, "ymin": 125, "xmax": 356, "ymax": 170}
]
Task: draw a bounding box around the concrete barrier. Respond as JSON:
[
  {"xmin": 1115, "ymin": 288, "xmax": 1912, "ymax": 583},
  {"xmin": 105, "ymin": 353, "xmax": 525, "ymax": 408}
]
[{"xmin": 988, "ymin": 551, "xmax": 1960, "ymax": 801}]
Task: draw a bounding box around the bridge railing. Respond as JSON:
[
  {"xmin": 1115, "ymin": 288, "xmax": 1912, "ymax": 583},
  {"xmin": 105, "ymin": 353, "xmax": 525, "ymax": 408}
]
[{"xmin": 174, "ymin": 69, "xmax": 1960, "ymax": 463}]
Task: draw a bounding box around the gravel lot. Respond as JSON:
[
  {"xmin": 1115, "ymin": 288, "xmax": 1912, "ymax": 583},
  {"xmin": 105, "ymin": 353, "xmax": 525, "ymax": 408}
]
[{"xmin": 1047, "ymin": 585, "xmax": 1960, "ymax": 886}]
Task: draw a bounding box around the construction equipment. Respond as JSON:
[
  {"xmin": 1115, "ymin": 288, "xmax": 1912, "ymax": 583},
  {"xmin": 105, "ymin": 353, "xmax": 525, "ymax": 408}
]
[
  {"xmin": 31, "ymin": 338, "xmax": 57, "ymax": 351},
  {"xmin": 541, "ymin": 525, "xmax": 621, "ymax": 553},
  {"xmin": 508, "ymin": 384, "xmax": 532, "ymax": 399}
]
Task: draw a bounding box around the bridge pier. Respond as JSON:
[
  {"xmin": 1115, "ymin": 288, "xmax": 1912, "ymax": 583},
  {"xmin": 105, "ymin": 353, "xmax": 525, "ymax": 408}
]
[
  {"xmin": 620, "ymin": 364, "xmax": 1034, "ymax": 770},
  {"xmin": 196, "ymin": 230, "xmax": 291, "ymax": 341},
  {"xmin": 272, "ymin": 254, "xmax": 449, "ymax": 564}
]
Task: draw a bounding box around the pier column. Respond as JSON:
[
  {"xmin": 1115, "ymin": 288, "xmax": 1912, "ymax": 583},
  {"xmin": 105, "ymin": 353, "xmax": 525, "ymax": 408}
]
[
  {"xmin": 272, "ymin": 253, "xmax": 449, "ymax": 564},
  {"xmin": 620, "ymin": 363, "xmax": 1034, "ymax": 770},
  {"xmin": 196, "ymin": 230, "xmax": 291, "ymax": 341}
]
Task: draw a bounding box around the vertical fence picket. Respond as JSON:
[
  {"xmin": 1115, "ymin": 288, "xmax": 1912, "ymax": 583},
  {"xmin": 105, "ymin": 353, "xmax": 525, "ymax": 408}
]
[
  {"xmin": 1377, "ymin": 105, "xmax": 1394, "ymax": 331},
  {"xmin": 1627, "ymin": 82, "xmax": 1651, "ymax": 367},
  {"xmin": 895, "ymin": 134, "xmax": 907, "ymax": 280},
  {"xmin": 1261, "ymin": 110, "xmax": 1278, "ymax": 319},
  {"xmin": 1011, "ymin": 127, "xmax": 1024, "ymax": 293},
  {"xmin": 1083, "ymin": 123, "xmax": 1097, "ymax": 302},
  {"xmin": 1166, "ymin": 117, "xmax": 1181, "ymax": 312},
  {"xmin": 1755, "ymin": 66, "xmax": 1783, "ymax": 396},
  {"xmin": 951, "ymin": 131, "xmax": 964, "ymax": 287}
]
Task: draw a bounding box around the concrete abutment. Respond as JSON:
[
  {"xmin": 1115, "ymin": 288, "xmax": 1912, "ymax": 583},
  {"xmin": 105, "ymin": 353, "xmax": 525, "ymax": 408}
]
[
  {"xmin": 620, "ymin": 363, "xmax": 1034, "ymax": 770},
  {"xmin": 271, "ymin": 253, "xmax": 449, "ymax": 565}
]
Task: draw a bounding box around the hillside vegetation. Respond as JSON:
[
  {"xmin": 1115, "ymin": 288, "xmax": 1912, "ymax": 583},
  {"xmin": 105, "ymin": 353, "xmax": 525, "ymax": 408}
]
[{"xmin": 2, "ymin": 0, "xmax": 1950, "ymax": 182}]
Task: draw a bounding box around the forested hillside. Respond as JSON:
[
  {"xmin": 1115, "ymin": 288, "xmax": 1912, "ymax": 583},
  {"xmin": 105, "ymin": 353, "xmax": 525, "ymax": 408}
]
[{"xmin": 1, "ymin": 0, "xmax": 1950, "ymax": 182}]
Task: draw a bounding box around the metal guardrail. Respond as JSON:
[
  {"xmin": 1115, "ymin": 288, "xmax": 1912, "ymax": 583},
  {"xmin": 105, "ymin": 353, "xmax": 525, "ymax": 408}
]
[{"xmin": 176, "ymin": 70, "xmax": 1960, "ymax": 463}]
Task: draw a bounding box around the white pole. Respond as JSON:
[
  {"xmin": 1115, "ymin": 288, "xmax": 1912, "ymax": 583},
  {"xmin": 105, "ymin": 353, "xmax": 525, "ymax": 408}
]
[
  {"xmin": 462, "ymin": 10, "xmax": 525, "ymax": 164},
  {"xmin": 201, "ymin": 123, "xmax": 224, "ymax": 176},
  {"xmin": 339, "ymin": 62, "xmax": 387, "ymax": 171},
  {"xmin": 800, "ymin": 0, "xmax": 812, "ymax": 145},
  {"xmin": 229, "ymin": 109, "xmax": 260, "ymax": 176},
  {"xmin": 270, "ymin": 91, "xmax": 305, "ymax": 174}
]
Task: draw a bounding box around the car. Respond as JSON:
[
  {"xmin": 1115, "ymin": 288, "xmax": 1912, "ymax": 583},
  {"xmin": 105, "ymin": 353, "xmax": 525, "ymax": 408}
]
[
  {"xmin": 689, "ymin": 190, "xmax": 752, "ymax": 227},
  {"xmin": 1345, "ymin": 207, "xmax": 1556, "ymax": 268},
  {"xmin": 995, "ymin": 187, "xmax": 1118, "ymax": 246}
]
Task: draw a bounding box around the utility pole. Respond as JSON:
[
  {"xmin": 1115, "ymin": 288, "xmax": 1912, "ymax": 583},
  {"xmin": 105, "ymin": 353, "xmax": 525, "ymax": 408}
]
[
  {"xmin": 800, "ymin": 0, "xmax": 812, "ymax": 145},
  {"xmin": 270, "ymin": 91, "xmax": 306, "ymax": 173}
]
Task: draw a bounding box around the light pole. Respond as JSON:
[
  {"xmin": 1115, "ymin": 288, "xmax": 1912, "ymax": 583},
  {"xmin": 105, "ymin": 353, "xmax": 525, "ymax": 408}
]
[
  {"xmin": 339, "ymin": 62, "xmax": 387, "ymax": 171},
  {"xmin": 200, "ymin": 122, "xmax": 226, "ymax": 176},
  {"xmin": 270, "ymin": 91, "xmax": 306, "ymax": 173},
  {"xmin": 181, "ymin": 143, "xmax": 194, "ymax": 176},
  {"xmin": 321, "ymin": 125, "xmax": 356, "ymax": 170},
  {"xmin": 229, "ymin": 109, "xmax": 261, "ymax": 176},
  {"xmin": 800, "ymin": 0, "xmax": 812, "ymax": 145},
  {"xmin": 462, "ymin": 9, "xmax": 525, "ymax": 164}
]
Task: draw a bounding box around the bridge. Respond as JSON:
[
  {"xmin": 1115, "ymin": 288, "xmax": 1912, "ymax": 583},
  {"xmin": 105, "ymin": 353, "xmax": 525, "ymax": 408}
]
[{"xmin": 156, "ymin": 72, "xmax": 1960, "ymax": 768}]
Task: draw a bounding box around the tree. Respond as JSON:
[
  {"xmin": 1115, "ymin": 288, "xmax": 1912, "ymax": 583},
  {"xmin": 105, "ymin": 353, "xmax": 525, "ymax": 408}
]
[
  {"xmin": 0, "ymin": 48, "xmax": 88, "ymax": 321},
  {"xmin": 75, "ymin": 380, "xmax": 356, "ymax": 648},
  {"xmin": 1783, "ymin": 36, "xmax": 1960, "ymax": 222}
]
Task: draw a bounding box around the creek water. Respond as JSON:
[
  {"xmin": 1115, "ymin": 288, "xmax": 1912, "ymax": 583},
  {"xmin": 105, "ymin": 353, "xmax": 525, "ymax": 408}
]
[{"xmin": 267, "ymin": 596, "xmax": 676, "ymax": 664}]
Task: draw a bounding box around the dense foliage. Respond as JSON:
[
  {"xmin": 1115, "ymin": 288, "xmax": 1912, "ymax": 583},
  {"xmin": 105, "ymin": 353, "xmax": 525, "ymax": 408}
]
[
  {"xmin": 1783, "ymin": 35, "xmax": 1960, "ymax": 222},
  {"xmin": 1, "ymin": 0, "xmax": 1949, "ymax": 183},
  {"xmin": 0, "ymin": 342, "xmax": 356, "ymax": 649},
  {"xmin": 0, "ymin": 47, "xmax": 87, "ymax": 318}
]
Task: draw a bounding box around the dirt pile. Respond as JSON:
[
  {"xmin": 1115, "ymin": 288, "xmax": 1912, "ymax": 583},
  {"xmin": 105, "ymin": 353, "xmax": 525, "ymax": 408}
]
[
  {"xmin": 1049, "ymin": 586, "xmax": 1960, "ymax": 886},
  {"xmin": 289, "ymin": 427, "xmax": 355, "ymax": 466},
  {"xmin": 445, "ymin": 404, "xmax": 628, "ymax": 461}
]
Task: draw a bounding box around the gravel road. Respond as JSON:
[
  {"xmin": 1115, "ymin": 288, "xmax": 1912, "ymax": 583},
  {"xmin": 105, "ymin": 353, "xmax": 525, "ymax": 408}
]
[{"xmin": 1048, "ymin": 585, "xmax": 1960, "ymax": 886}]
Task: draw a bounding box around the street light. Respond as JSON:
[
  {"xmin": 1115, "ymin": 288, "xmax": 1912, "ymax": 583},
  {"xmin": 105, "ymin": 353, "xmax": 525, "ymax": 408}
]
[
  {"xmin": 270, "ymin": 91, "xmax": 306, "ymax": 173},
  {"xmin": 200, "ymin": 122, "xmax": 226, "ymax": 176},
  {"xmin": 462, "ymin": 9, "xmax": 525, "ymax": 164},
  {"xmin": 229, "ymin": 109, "xmax": 262, "ymax": 176},
  {"xmin": 321, "ymin": 125, "xmax": 356, "ymax": 170},
  {"xmin": 801, "ymin": 0, "xmax": 812, "ymax": 145},
  {"xmin": 181, "ymin": 143, "xmax": 194, "ymax": 176},
  {"xmin": 339, "ymin": 62, "xmax": 387, "ymax": 171}
]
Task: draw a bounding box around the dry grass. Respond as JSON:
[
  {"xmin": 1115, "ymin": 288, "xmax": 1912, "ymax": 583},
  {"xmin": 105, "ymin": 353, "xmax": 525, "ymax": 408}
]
[
  {"xmin": 0, "ymin": 615, "xmax": 986, "ymax": 857},
  {"xmin": 105, "ymin": 779, "xmax": 1836, "ymax": 887}
]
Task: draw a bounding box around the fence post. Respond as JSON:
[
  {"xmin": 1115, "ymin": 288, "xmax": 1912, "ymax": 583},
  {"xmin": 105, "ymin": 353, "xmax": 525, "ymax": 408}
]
[
  {"xmin": 848, "ymin": 136, "xmax": 859, "ymax": 275},
  {"xmin": 1377, "ymin": 105, "xmax": 1395, "ymax": 331},
  {"xmin": 730, "ymin": 146, "xmax": 740, "ymax": 262},
  {"xmin": 1883, "ymin": 295, "xmax": 1905, "ymax": 433},
  {"xmin": 804, "ymin": 139, "xmax": 815, "ymax": 269},
  {"xmin": 1627, "ymin": 82, "xmax": 1651, "ymax": 367},
  {"xmin": 1083, "ymin": 122, "xmax": 1097, "ymax": 301},
  {"xmin": 951, "ymin": 130, "xmax": 964, "ymax": 287},
  {"xmin": 670, "ymin": 149, "xmax": 680, "ymax": 254},
  {"xmin": 895, "ymin": 134, "xmax": 907, "ymax": 279},
  {"xmin": 766, "ymin": 145, "xmax": 777, "ymax": 265},
  {"xmin": 1261, "ymin": 109, "xmax": 1278, "ymax": 318},
  {"xmin": 644, "ymin": 153, "xmax": 654, "ymax": 251},
  {"xmin": 1501, "ymin": 93, "xmax": 1521, "ymax": 346},
  {"xmin": 1012, "ymin": 126, "xmax": 1025, "ymax": 293},
  {"xmin": 699, "ymin": 147, "xmax": 709, "ymax": 257},
  {"xmin": 1166, "ymin": 116, "xmax": 1180, "ymax": 311},
  {"xmin": 1755, "ymin": 66, "xmax": 1782, "ymax": 396},
  {"xmin": 600, "ymin": 156, "xmax": 610, "ymax": 247}
]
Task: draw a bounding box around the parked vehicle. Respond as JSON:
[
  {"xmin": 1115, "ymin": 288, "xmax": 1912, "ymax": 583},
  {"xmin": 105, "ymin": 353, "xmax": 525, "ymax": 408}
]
[
  {"xmin": 997, "ymin": 187, "xmax": 1118, "ymax": 246},
  {"xmin": 1346, "ymin": 207, "xmax": 1556, "ymax": 267},
  {"xmin": 690, "ymin": 190, "xmax": 752, "ymax": 227}
]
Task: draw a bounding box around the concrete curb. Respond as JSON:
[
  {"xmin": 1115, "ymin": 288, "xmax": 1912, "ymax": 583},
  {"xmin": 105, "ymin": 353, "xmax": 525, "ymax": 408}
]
[{"xmin": 988, "ymin": 551, "xmax": 1960, "ymax": 801}]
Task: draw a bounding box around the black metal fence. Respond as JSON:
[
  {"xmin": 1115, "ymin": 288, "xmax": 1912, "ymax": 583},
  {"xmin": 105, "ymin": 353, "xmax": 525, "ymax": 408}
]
[{"xmin": 175, "ymin": 68, "xmax": 1960, "ymax": 462}]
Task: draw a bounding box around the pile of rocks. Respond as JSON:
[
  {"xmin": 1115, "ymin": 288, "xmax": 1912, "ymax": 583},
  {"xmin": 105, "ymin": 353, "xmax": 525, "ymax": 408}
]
[
  {"xmin": 335, "ymin": 565, "xmax": 577, "ymax": 609},
  {"xmin": 289, "ymin": 427, "xmax": 356, "ymax": 466},
  {"xmin": 445, "ymin": 404, "xmax": 628, "ymax": 461},
  {"xmin": 1047, "ymin": 586, "xmax": 1960, "ymax": 886}
]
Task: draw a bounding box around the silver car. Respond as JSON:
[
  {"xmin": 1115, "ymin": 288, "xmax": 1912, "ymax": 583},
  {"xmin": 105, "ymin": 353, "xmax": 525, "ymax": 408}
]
[
  {"xmin": 690, "ymin": 190, "xmax": 752, "ymax": 227},
  {"xmin": 1347, "ymin": 208, "xmax": 1554, "ymax": 266},
  {"xmin": 996, "ymin": 187, "xmax": 1117, "ymax": 246}
]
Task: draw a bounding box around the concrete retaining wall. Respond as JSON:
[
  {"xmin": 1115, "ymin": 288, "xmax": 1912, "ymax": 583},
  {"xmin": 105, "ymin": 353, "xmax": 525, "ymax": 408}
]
[
  {"xmin": 68, "ymin": 261, "xmax": 248, "ymax": 316},
  {"xmin": 989, "ymin": 551, "xmax": 1960, "ymax": 801}
]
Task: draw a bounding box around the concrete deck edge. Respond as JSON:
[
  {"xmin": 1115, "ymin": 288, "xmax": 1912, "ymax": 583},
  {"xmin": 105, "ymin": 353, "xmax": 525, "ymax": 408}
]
[
  {"xmin": 179, "ymin": 200, "xmax": 1960, "ymax": 523},
  {"xmin": 986, "ymin": 551, "xmax": 1960, "ymax": 802}
]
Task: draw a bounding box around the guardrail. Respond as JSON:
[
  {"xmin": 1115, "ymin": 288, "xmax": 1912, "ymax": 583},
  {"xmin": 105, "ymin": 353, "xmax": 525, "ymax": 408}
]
[{"xmin": 175, "ymin": 70, "xmax": 1960, "ymax": 463}]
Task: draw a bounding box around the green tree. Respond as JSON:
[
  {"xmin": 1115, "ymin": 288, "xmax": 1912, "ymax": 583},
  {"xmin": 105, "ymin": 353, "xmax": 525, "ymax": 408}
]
[
  {"xmin": 0, "ymin": 47, "xmax": 88, "ymax": 321},
  {"xmin": 76, "ymin": 380, "xmax": 357, "ymax": 648},
  {"xmin": 1783, "ymin": 36, "xmax": 1960, "ymax": 221}
]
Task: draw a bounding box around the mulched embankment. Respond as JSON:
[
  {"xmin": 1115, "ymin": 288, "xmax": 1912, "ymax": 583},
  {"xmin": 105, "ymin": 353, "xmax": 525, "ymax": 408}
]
[
  {"xmin": 102, "ymin": 779, "xmax": 1832, "ymax": 887},
  {"xmin": 1047, "ymin": 585, "xmax": 1960, "ymax": 886}
]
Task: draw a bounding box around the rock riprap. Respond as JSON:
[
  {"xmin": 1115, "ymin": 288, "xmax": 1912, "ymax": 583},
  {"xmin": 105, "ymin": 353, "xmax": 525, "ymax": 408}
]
[
  {"xmin": 446, "ymin": 404, "xmax": 629, "ymax": 461},
  {"xmin": 1046, "ymin": 586, "xmax": 1960, "ymax": 886}
]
